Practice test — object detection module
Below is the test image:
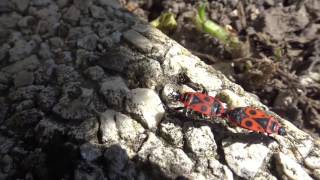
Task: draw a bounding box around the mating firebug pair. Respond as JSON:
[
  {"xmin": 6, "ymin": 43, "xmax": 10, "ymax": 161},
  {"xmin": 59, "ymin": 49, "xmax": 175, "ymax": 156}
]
[{"xmin": 172, "ymin": 90, "xmax": 286, "ymax": 136}]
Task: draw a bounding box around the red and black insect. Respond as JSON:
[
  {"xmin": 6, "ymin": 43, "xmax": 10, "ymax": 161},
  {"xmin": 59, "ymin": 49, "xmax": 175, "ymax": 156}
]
[
  {"xmin": 223, "ymin": 107, "xmax": 286, "ymax": 136},
  {"xmin": 172, "ymin": 91, "xmax": 226, "ymax": 118}
]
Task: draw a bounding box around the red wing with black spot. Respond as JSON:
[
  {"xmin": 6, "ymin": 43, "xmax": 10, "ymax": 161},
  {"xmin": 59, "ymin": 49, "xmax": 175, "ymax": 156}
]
[
  {"xmin": 226, "ymin": 107, "xmax": 283, "ymax": 135},
  {"xmin": 178, "ymin": 92, "xmax": 225, "ymax": 117}
]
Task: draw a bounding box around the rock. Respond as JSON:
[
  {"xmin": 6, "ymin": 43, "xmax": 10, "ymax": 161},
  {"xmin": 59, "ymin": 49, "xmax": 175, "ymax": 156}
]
[
  {"xmin": 90, "ymin": 5, "xmax": 106, "ymax": 19},
  {"xmin": 69, "ymin": 116, "xmax": 99, "ymax": 142},
  {"xmin": 0, "ymin": 44, "xmax": 10, "ymax": 62},
  {"xmin": 73, "ymin": 0, "xmax": 92, "ymax": 11},
  {"xmin": 115, "ymin": 112, "xmax": 145, "ymax": 148},
  {"xmin": 57, "ymin": 0, "xmax": 69, "ymax": 8},
  {"xmin": 125, "ymin": 88, "xmax": 165, "ymax": 129},
  {"xmin": 159, "ymin": 116, "xmax": 183, "ymax": 147},
  {"xmin": 0, "ymin": 99, "xmax": 8, "ymax": 124},
  {"xmin": 148, "ymin": 146, "xmax": 194, "ymax": 178},
  {"xmin": 216, "ymin": 89, "xmax": 247, "ymax": 109},
  {"xmin": 17, "ymin": 16, "xmax": 36, "ymax": 28},
  {"xmin": 53, "ymin": 86, "xmax": 93, "ymax": 120},
  {"xmin": 77, "ymin": 33, "xmax": 98, "ymax": 51},
  {"xmin": 2, "ymin": 55, "xmax": 39, "ymax": 74},
  {"xmin": 8, "ymin": 85, "xmax": 44, "ymax": 102},
  {"xmin": 127, "ymin": 59, "xmax": 163, "ymax": 89},
  {"xmin": 275, "ymin": 152, "xmax": 313, "ymax": 180},
  {"xmin": 262, "ymin": 6, "xmax": 309, "ymax": 40},
  {"xmin": 98, "ymin": 47, "xmax": 133, "ymax": 73},
  {"xmin": 30, "ymin": 0, "xmax": 51, "ymax": 7},
  {"xmin": 1, "ymin": 155, "xmax": 13, "ymax": 173},
  {"xmin": 190, "ymin": 158, "xmax": 233, "ymax": 180},
  {"xmin": 14, "ymin": 71, "xmax": 34, "ymax": 87},
  {"xmin": 163, "ymin": 54, "xmax": 223, "ymax": 91},
  {"xmin": 222, "ymin": 137, "xmax": 274, "ymax": 179},
  {"xmin": 80, "ymin": 143, "xmax": 102, "ymax": 162},
  {"xmin": 0, "ymin": 1, "xmax": 12, "ymax": 13},
  {"xmin": 38, "ymin": 42, "xmax": 53, "ymax": 59},
  {"xmin": 97, "ymin": 0, "xmax": 121, "ymax": 9},
  {"xmin": 184, "ymin": 126, "xmax": 217, "ymax": 158},
  {"xmin": 104, "ymin": 144, "xmax": 131, "ymax": 179},
  {"xmin": 34, "ymin": 118, "xmax": 66, "ymax": 144},
  {"xmin": 12, "ymin": 0, "xmax": 29, "ymax": 12},
  {"xmin": 123, "ymin": 29, "xmax": 153, "ymax": 53},
  {"xmin": 74, "ymin": 163, "xmax": 106, "ymax": 180},
  {"xmin": 49, "ymin": 37, "xmax": 64, "ymax": 49},
  {"xmin": 6, "ymin": 108, "xmax": 43, "ymax": 129},
  {"xmin": 0, "ymin": 12, "xmax": 21, "ymax": 28},
  {"xmin": 36, "ymin": 86, "xmax": 58, "ymax": 112},
  {"xmin": 63, "ymin": 5, "xmax": 81, "ymax": 25},
  {"xmin": 55, "ymin": 65, "xmax": 80, "ymax": 85},
  {"xmin": 305, "ymin": 0, "xmax": 320, "ymax": 17},
  {"xmin": 254, "ymin": 170, "xmax": 277, "ymax": 180},
  {"xmin": 0, "ymin": 136, "xmax": 14, "ymax": 154},
  {"xmin": 84, "ymin": 66, "xmax": 105, "ymax": 81},
  {"xmin": 15, "ymin": 99, "xmax": 34, "ymax": 111},
  {"xmin": 33, "ymin": 59, "xmax": 56, "ymax": 84},
  {"xmin": 138, "ymin": 133, "xmax": 194, "ymax": 178},
  {"xmin": 305, "ymin": 155, "xmax": 320, "ymax": 169},
  {"xmin": 9, "ymin": 40, "xmax": 37, "ymax": 62},
  {"xmin": 99, "ymin": 110, "xmax": 119, "ymax": 144},
  {"xmin": 99, "ymin": 76, "xmax": 129, "ymax": 109}
]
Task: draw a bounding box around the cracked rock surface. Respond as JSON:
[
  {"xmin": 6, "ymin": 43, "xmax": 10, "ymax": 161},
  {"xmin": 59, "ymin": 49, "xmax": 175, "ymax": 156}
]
[{"xmin": 0, "ymin": 0, "xmax": 319, "ymax": 179}]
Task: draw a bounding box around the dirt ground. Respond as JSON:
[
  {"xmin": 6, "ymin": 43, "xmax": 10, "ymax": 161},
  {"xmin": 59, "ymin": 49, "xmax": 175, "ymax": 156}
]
[{"xmin": 122, "ymin": 0, "xmax": 320, "ymax": 138}]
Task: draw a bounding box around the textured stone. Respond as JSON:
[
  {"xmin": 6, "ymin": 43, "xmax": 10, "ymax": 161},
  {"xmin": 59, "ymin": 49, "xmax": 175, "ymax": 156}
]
[
  {"xmin": 14, "ymin": 71, "xmax": 34, "ymax": 87},
  {"xmin": 262, "ymin": 6, "xmax": 309, "ymax": 40},
  {"xmin": 127, "ymin": 59, "xmax": 163, "ymax": 89},
  {"xmin": 159, "ymin": 117, "xmax": 183, "ymax": 147},
  {"xmin": 125, "ymin": 88, "xmax": 165, "ymax": 129},
  {"xmin": 90, "ymin": 5, "xmax": 106, "ymax": 19},
  {"xmin": 1, "ymin": 55, "xmax": 40, "ymax": 74},
  {"xmin": 31, "ymin": 0, "xmax": 50, "ymax": 7},
  {"xmin": 99, "ymin": 110, "xmax": 119, "ymax": 144},
  {"xmin": 189, "ymin": 158, "xmax": 233, "ymax": 180},
  {"xmin": 97, "ymin": 0, "xmax": 121, "ymax": 9},
  {"xmin": 275, "ymin": 152, "xmax": 313, "ymax": 180},
  {"xmin": 63, "ymin": 5, "xmax": 81, "ymax": 25},
  {"xmin": 8, "ymin": 85, "xmax": 43, "ymax": 102},
  {"xmin": 73, "ymin": 0, "xmax": 92, "ymax": 11},
  {"xmin": 100, "ymin": 76, "xmax": 129, "ymax": 109},
  {"xmin": 115, "ymin": 112, "xmax": 145, "ymax": 147},
  {"xmin": 216, "ymin": 89, "xmax": 247, "ymax": 109},
  {"xmin": 0, "ymin": 12, "xmax": 21, "ymax": 28},
  {"xmin": 222, "ymin": 138, "xmax": 273, "ymax": 179},
  {"xmin": 185, "ymin": 126, "xmax": 217, "ymax": 158},
  {"xmin": 53, "ymin": 86, "xmax": 93, "ymax": 120},
  {"xmin": 123, "ymin": 30, "xmax": 153, "ymax": 52},
  {"xmin": 80, "ymin": 143, "xmax": 102, "ymax": 162},
  {"xmin": 138, "ymin": 133, "xmax": 194, "ymax": 178},
  {"xmin": 163, "ymin": 53, "xmax": 223, "ymax": 91},
  {"xmin": 9, "ymin": 40, "xmax": 37, "ymax": 62},
  {"xmin": 0, "ymin": 44, "xmax": 10, "ymax": 62},
  {"xmin": 12, "ymin": 0, "xmax": 29, "ymax": 12},
  {"xmin": 77, "ymin": 33, "xmax": 98, "ymax": 51},
  {"xmin": 84, "ymin": 66, "xmax": 105, "ymax": 81}
]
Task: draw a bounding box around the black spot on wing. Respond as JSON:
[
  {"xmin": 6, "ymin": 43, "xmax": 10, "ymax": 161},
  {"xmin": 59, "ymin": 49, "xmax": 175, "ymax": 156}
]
[
  {"xmin": 227, "ymin": 108, "xmax": 248, "ymax": 124},
  {"xmin": 204, "ymin": 96, "xmax": 210, "ymax": 102},
  {"xmin": 249, "ymin": 109, "xmax": 256, "ymax": 115},
  {"xmin": 254, "ymin": 118, "xmax": 269, "ymax": 129},
  {"xmin": 245, "ymin": 121, "xmax": 253, "ymax": 127},
  {"xmin": 190, "ymin": 95, "xmax": 201, "ymax": 105},
  {"xmin": 201, "ymin": 105, "xmax": 208, "ymax": 112}
]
